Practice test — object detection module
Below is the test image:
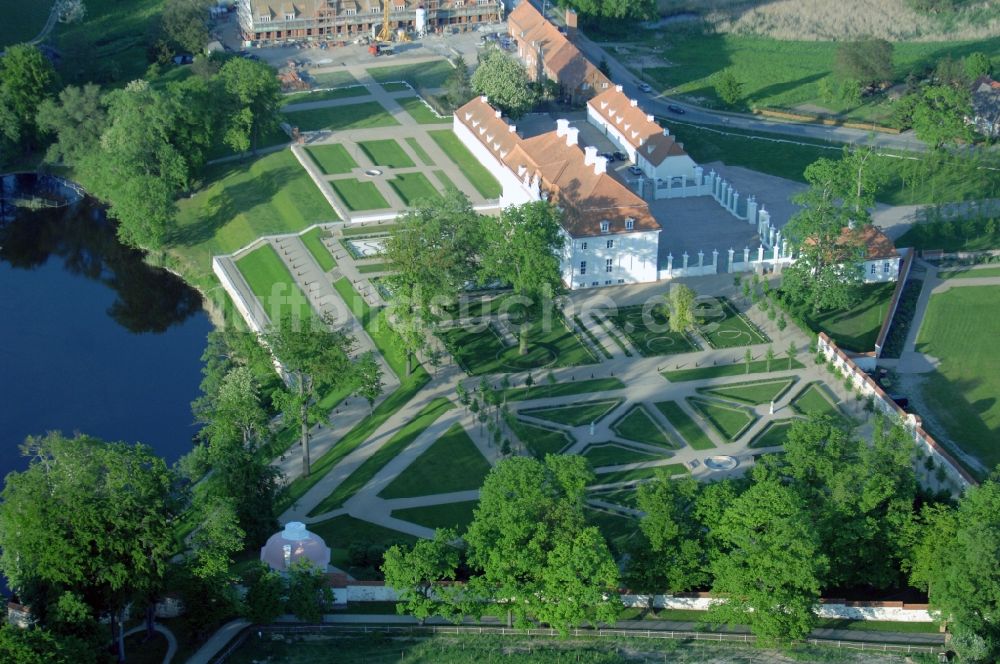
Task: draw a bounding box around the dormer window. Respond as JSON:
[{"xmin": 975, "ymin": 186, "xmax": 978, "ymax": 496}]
[
  {"xmin": 371, "ymin": 6, "xmax": 381, "ymax": 13},
  {"xmin": 285, "ymin": 12, "xmax": 295, "ymax": 20},
  {"xmin": 625, "ymin": 218, "xmax": 634, "ymax": 230},
  {"xmin": 258, "ymin": 14, "xmax": 271, "ymax": 21},
  {"xmin": 600, "ymin": 221, "xmax": 610, "ymax": 233},
  {"xmin": 343, "ymin": 7, "xmax": 356, "ymax": 13}
]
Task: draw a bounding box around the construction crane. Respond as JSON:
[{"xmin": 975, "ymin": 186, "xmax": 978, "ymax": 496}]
[{"xmin": 376, "ymin": 0, "xmax": 393, "ymax": 43}]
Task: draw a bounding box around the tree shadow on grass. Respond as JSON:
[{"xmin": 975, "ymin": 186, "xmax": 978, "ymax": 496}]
[{"xmin": 748, "ymin": 72, "xmax": 827, "ymax": 108}]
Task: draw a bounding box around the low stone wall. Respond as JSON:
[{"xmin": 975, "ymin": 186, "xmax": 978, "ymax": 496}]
[
  {"xmin": 873, "ymin": 248, "xmax": 914, "ymax": 357},
  {"xmin": 816, "ymin": 333, "xmax": 976, "ymax": 494}
]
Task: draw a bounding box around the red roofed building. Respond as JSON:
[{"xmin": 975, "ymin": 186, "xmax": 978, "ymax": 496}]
[
  {"xmin": 454, "ymin": 96, "xmax": 661, "ymax": 288},
  {"xmin": 851, "ymin": 225, "xmax": 901, "ymax": 282}
]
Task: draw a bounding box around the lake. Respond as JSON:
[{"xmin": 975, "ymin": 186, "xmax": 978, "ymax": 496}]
[{"xmin": 0, "ymin": 194, "xmax": 211, "ymax": 480}]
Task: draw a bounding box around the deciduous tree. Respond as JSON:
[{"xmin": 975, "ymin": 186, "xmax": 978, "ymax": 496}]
[
  {"xmin": 834, "ymin": 38, "xmax": 893, "ymax": 88},
  {"xmin": 382, "ymin": 528, "xmax": 462, "ymax": 623},
  {"xmin": 163, "ymin": 0, "xmax": 213, "ymax": 54},
  {"xmin": 471, "ymin": 48, "xmax": 536, "ymax": 119},
  {"xmin": 636, "ymin": 474, "xmax": 709, "ymax": 592},
  {"xmin": 0, "ymin": 44, "xmax": 59, "ymax": 152},
  {"xmin": 666, "ymin": 283, "xmax": 696, "ymax": 334},
  {"xmin": 35, "ymin": 83, "xmax": 106, "ymax": 164},
  {"xmin": 220, "ymin": 57, "xmax": 282, "ymax": 153},
  {"xmin": 911, "ymin": 84, "xmax": 974, "ymax": 149},
  {"xmin": 714, "ymin": 69, "xmax": 744, "ymax": 106},
  {"xmin": 445, "ymin": 55, "xmax": 472, "ymax": 109}
]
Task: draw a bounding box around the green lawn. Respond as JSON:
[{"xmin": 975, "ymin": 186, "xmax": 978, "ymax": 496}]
[
  {"xmin": 441, "ymin": 319, "xmax": 596, "ymax": 375},
  {"xmin": 310, "ymin": 71, "xmax": 360, "ymax": 88},
  {"xmin": 433, "ymin": 170, "xmax": 461, "ymax": 192},
  {"xmin": 169, "ymin": 150, "xmax": 336, "ymax": 289},
  {"xmin": 391, "ymin": 500, "xmax": 479, "ymax": 532},
  {"xmin": 687, "ymin": 398, "xmax": 758, "ymax": 442},
  {"xmin": 503, "ymin": 377, "xmax": 626, "ymax": 402},
  {"xmin": 308, "ymin": 398, "xmax": 455, "ymax": 515},
  {"xmin": 379, "ymin": 423, "xmax": 491, "ymax": 499},
  {"xmin": 428, "ymin": 130, "xmax": 502, "ymax": 199},
  {"xmin": 521, "ymin": 398, "xmax": 623, "ymax": 427},
  {"xmin": 381, "ymin": 81, "xmax": 411, "ymax": 92},
  {"xmin": 589, "ymin": 488, "xmax": 638, "ymax": 510},
  {"xmin": 581, "ymin": 443, "xmax": 661, "ymax": 469},
  {"xmin": 610, "ymin": 405, "xmax": 678, "ymax": 450},
  {"xmin": 280, "ymin": 86, "xmax": 370, "ymax": 107},
  {"xmin": 938, "ymin": 267, "xmax": 1000, "ymax": 279},
  {"xmin": 367, "ymin": 60, "xmax": 455, "ymax": 88},
  {"xmin": 330, "ymin": 178, "xmax": 390, "ymax": 211},
  {"xmin": 916, "ymin": 286, "xmax": 1000, "ymax": 469},
  {"xmin": 358, "ymin": 139, "xmax": 415, "ymax": 168},
  {"xmin": 654, "ymin": 401, "xmax": 716, "ymax": 451},
  {"xmin": 397, "ymin": 96, "xmax": 450, "ymax": 124},
  {"xmin": 283, "ymin": 101, "xmax": 399, "ymax": 132},
  {"xmin": 696, "ymin": 298, "xmax": 769, "ymax": 349},
  {"xmin": 332, "ymin": 277, "xmax": 417, "ymax": 379},
  {"xmin": 305, "ymin": 144, "xmax": 358, "ymax": 175},
  {"xmin": 749, "ymin": 419, "xmax": 797, "ymax": 449},
  {"xmin": 405, "ymin": 137, "xmax": 435, "ymax": 166},
  {"xmin": 388, "ymin": 172, "xmax": 442, "ymax": 205},
  {"xmin": 356, "ymin": 262, "xmax": 394, "ymax": 274},
  {"xmin": 662, "ymin": 358, "xmax": 805, "ymax": 382},
  {"xmin": 608, "ymin": 305, "xmax": 698, "ymax": 356},
  {"xmin": 235, "ymin": 244, "xmax": 313, "ymax": 324},
  {"xmin": 896, "ymin": 218, "xmax": 1000, "ymax": 252},
  {"xmin": 0, "ymin": 1, "xmax": 51, "ymax": 47},
  {"xmin": 206, "ymin": 123, "xmax": 290, "ymax": 161},
  {"xmin": 310, "ymin": 514, "xmax": 417, "ymax": 575},
  {"xmin": 300, "ymin": 227, "xmax": 337, "ymax": 272},
  {"xmin": 790, "ymin": 383, "xmax": 844, "ymax": 420},
  {"xmin": 786, "ymin": 282, "xmax": 896, "ymax": 352},
  {"xmin": 510, "ymin": 420, "xmax": 574, "ymax": 458},
  {"xmin": 587, "ymin": 508, "xmax": 640, "ymax": 553},
  {"xmin": 697, "ymin": 377, "xmax": 798, "ymax": 406},
  {"xmin": 590, "ymin": 463, "xmax": 688, "ymax": 486}
]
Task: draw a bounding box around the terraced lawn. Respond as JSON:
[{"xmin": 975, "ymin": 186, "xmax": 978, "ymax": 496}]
[
  {"xmin": 749, "ymin": 419, "xmax": 797, "ymax": 449},
  {"xmin": 608, "ymin": 305, "xmax": 698, "ymax": 356},
  {"xmin": 581, "ymin": 443, "xmax": 662, "ymax": 469},
  {"xmin": 397, "ymin": 96, "xmax": 449, "ymax": 124},
  {"xmin": 305, "ymin": 144, "xmax": 358, "ymax": 175},
  {"xmin": 391, "ymin": 500, "xmax": 478, "ymax": 532},
  {"xmin": 358, "ymin": 139, "xmax": 415, "ymax": 168},
  {"xmin": 300, "ymin": 227, "xmax": 337, "ymax": 272},
  {"xmin": 520, "ymin": 398, "xmax": 623, "ymax": 427},
  {"xmin": 235, "ymin": 244, "xmax": 313, "ymax": 324},
  {"xmin": 687, "ymin": 398, "xmax": 758, "ymax": 442},
  {"xmin": 428, "ymin": 130, "xmax": 502, "ymax": 199},
  {"xmin": 330, "ymin": 178, "xmax": 390, "ymax": 211},
  {"xmin": 610, "ymin": 405, "xmax": 678, "ymax": 450},
  {"xmin": 379, "ymin": 423, "xmax": 491, "ymax": 499},
  {"xmin": 283, "ymin": 100, "xmax": 399, "ymax": 132},
  {"xmin": 697, "ymin": 377, "xmax": 797, "ymax": 406},
  {"xmin": 510, "ymin": 420, "xmax": 574, "ymax": 458},
  {"xmin": 654, "ymin": 401, "xmax": 716, "ymax": 450},
  {"xmin": 389, "ymin": 172, "xmax": 442, "ymax": 205},
  {"xmin": 788, "ymin": 281, "xmax": 896, "ymax": 353}
]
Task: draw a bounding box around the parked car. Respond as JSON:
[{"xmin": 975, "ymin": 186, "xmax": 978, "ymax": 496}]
[
  {"xmin": 638, "ymin": 83, "xmax": 652, "ymax": 93},
  {"xmin": 628, "ymin": 166, "xmax": 643, "ymax": 176},
  {"xmin": 666, "ymin": 104, "xmax": 685, "ymax": 114},
  {"xmin": 599, "ymin": 152, "xmax": 615, "ymax": 161},
  {"xmin": 172, "ymin": 53, "xmax": 194, "ymax": 65},
  {"xmin": 613, "ymin": 151, "xmax": 627, "ymax": 161}
]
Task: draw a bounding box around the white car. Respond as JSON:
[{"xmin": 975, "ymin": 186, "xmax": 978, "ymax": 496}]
[
  {"xmin": 638, "ymin": 83, "xmax": 652, "ymax": 93},
  {"xmin": 628, "ymin": 166, "xmax": 643, "ymax": 176}
]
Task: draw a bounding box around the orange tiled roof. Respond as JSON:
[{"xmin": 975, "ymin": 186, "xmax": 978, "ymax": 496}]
[
  {"xmin": 850, "ymin": 225, "xmax": 898, "ymax": 260},
  {"xmin": 588, "ymin": 87, "xmax": 688, "ymax": 166},
  {"xmin": 456, "ymin": 97, "xmax": 660, "ymax": 238}
]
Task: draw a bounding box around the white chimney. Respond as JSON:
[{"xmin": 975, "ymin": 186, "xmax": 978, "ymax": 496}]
[
  {"xmin": 494, "ymin": 109, "xmax": 501, "ymax": 118},
  {"xmin": 480, "ymin": 95, "xmax": 488, "ymax": 103},
  {"xmin": 630, "ymin": 98, "xmax": 638, "ymax": 107},
  {"xmin": 615, "ymin": 84, "xmax": 623, "ymax": 92},
  {"xmin": 646, "ymin": 114, "xmax": 654, "ymax": 122},
  {"xmin": 663, "ymin": 128, "xmax": 669, "ymax": 136},
  {"xmin": 584, "ymin": 145, "xmax": 597, "ymax": 166},
  {"xmin": 594, "ymin": 156, "xmax": 608, "ymax": 175},
  {"xmin": 556, "ymin": 118, "xmax": 569, "ymax": 137},
  {"xmin": 509, "ymin": 125, "xmax": 516, "ymax": 133},
  {"xmin": 565, "ymin": 127, "xmax": 579, "ymax": 146}
]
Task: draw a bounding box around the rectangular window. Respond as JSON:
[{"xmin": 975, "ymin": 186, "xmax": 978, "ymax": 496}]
[
  {"xmin": 581, "ymin": 241, "xmax": 588, "ymax": 250},
  {"xmin": 285, "ymin": 12, "xmax": 295, "ymax": 20},
  {"xmin": 625, "ymin": 219, "xmax": 634, "ymax": 230},
  {"xmin": 606, "ymin": 258, "xmax": 613, "ymax": 272},
  {"xmin": 343, "ymin": 8, "xmax": 356, "ymax": 14},
  {"xmin": 371, "ymin": 6, "xmax": 381, "ymax": 13},
  {"xmin": 579, "ymin": 261, "xmax": 587, "ymax": 275},
  {"xmin": 258, "ymin": 14, "xmax": 271, "ymax": 22},
  {"xmin": 617, "ymin": 279, "xmax": 625, "ymax": 284},
  {"xmin": 591, "ymin": 281, "xmax": 599, "ymax": 287},
  {"xmin": 600, "ymin": 221, "xmax": 610, "ymax": 233},
  {"xmin": 605, "ymin": 280, "xmax": 612, "ymax": 285},
  {"xmin": 606, "ymin": 240, "xmax": 614, "ymax": 249},
  {"xmin": 870, "ymin": 264, "xmax": 877, "ymax": 275},
  {"xmin": 884, "ymin": 261, "xmax": 890, "ymax": 273}
]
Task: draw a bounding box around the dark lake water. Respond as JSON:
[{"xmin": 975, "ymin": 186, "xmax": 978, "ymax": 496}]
[{"xmin": 0, "ymin": 193, "xmax": 211, "ymax": 481}]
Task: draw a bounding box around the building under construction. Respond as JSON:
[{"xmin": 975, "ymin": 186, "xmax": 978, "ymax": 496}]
[{"xmin": 236, "ymin": 0, "xmax": 503, "ymax": 44}]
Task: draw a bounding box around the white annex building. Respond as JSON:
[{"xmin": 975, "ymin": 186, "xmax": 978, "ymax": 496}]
[{"xmin": 454, "ymin": 96, "xmax": 661, "ymax": 289}]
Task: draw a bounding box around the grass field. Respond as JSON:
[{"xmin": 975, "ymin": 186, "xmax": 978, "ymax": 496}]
[
  {"xmin": 381, "ymin": 81, "xmax": 411, "ymax": 92},
  {"xmin": 581, "ymin": 443, "xmax": 662, "ymax": 469},
  {"xmin": 428, "ymin": 130, "xmax": 502, "ymax": 199},
  {"xmin": 687, "ymin": 398, "xmax": 758, "ymax": 441},
  {"xmin": 788, "ymin": 282, "xmax": 896, "ymax": 353},
  {"xmin": 300, "ymin": 227, "xmax": 337, "ymax": 272},
  {"xmin": 379, "ymin": 423, "xmax": 491, "ymax": 499},
  {"xmin": 310, "ymin": 71, "xmax": 359, "ymax": 88},
  {"xmin": 433, "ymin": 169, "xmax": 461, "ymax": 192},
  {"xmin": 697, "ymin": 377, "xmax": 797, "ymax": 405},
  {"xmin": 283, "ymin": 101, "xmax": 399, "ymax": 132},
  {"xmin": 653, "ymin": 401, "xmax": 716, "ymax": 450},
  {"xmin": 749, "ymin": 419, "xmax": 796, "ymax": 449},
  {"xmin": 790, "ymin": 382, "xmax": 844, "ymax": 421},
  {"xmin": 310, "ymin": 515, "xmax": 417, "ymax": 574},
  {"xmin": 510, "ymin": 420, "xmax": 575, "ymax": 457},
  {"xmin": 938, "ymin": 266, "xmax": 1000, "ymax": 279},
  {"xmin": 441, "ymin": 319, "xmax": 596, "ymax": 374},
  {"xmin": 521, "ymin": 398, "xmax": 623, "ymax": 427},
  {"xmin": 280, "ymin": 86, "xmax": 370, "ymax": 107},
  {"xmin": 397, "ymin": 96, "xmax": 450, "ymax": 124},
  {"xmin": 662, "ymin": 357, "xmax": 805, "ymax": 383},
  {"xmin": 916, "ymin": 286, "xmax": 1000, "ymax": 469},
  {"xmin": 610, "ymin": 405, "xmax": 679, "ymax": 450},
  {"xmin": 608, "ymin": 305, "xmax": 698, "ymax": 356},
  {"xmin": 235, "ymin": 244, "xmax": 313, "ymax": 324},
  {"xmin": 305, "ymin": 144, "xmax": 358, "ymax": 175},
  {"xmin": 170, "ymin": 150, "xmax": 336, "ymax": 289},
  {"xmin": 308, "ymin": 398, "xmax": 454, "ymax": 515},
  {"xmin": 0, "ymin": 2, "xmax": 51, "ymax": 47},
  {"xmin": 389, "ymin": 172, "xmax": 442, "ymax": 205},
  {"xmin": 391, "ymin": 500, "xmax": 479, "ymax": 532},
  {"xmin": 896, "ymin": 218, "xmax": 1000, "ymax": 252},
  {"xmin": 405, "ymin": 137, "xmax": 435, "ymax": 166},
  {"xmin": 332, "ymin": 277, "xmax": 416, "ymax": 379},
  {"xmin": 696, "ymin": 298, "xmax": 769, "ymax": 349},
  {"xmin": 591, "ymin": 463, "xmax": 689, "ymax": 486},
  {"xmin": 367, "ymin": 60, "xmax": 455, "ymax": 88},
  {"xmin": 330, "ymin": 178, "xmax": 390, "ymax": 211},
  {"xmin": 503, "ymin": 376, "xmax": 625, "ymax": 402},
  {"xmin": 358, "ymin": 139, "xmax": 415, "ymax": 168}
]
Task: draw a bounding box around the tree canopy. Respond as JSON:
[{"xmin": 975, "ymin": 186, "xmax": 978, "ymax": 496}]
[
  {"xmin": 834, "ymin": 38, "xmax": 894, "ymax": 88},
  {"xmin": 560, "ymin": 0, "xmax": 656, "ymax": 20},
  {"xmin": 471, "ymin": 48, "xmax": 536, "ymax": 120}
]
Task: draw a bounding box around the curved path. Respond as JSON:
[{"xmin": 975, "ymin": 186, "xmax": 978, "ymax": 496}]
[{"xmin": 122, "ymin": 622, "xmax": 178, "ymax": 664}]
